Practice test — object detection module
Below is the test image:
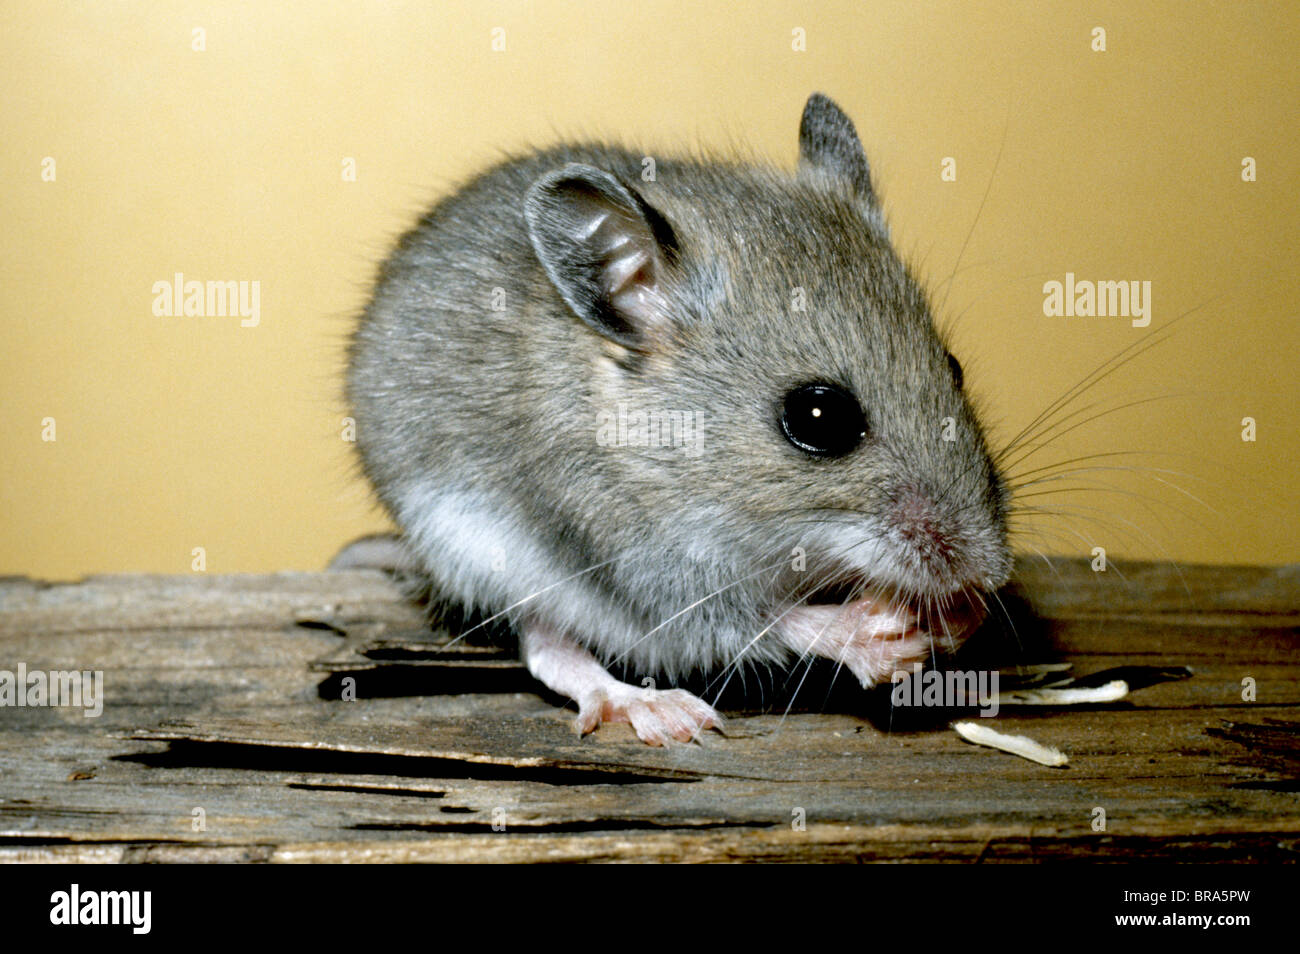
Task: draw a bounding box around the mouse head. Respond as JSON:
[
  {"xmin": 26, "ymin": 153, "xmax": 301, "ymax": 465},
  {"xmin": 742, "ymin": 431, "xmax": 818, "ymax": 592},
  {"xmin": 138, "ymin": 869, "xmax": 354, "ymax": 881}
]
[{"xmin": 524, "ymin": 94, "xmax": 1011, "ymax": 677}]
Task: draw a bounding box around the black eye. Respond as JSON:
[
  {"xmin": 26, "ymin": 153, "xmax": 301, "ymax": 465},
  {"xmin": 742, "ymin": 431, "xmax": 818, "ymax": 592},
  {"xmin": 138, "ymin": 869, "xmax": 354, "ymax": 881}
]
[
  {"xmin": 947, "ymin": 353, "xmax": 964, "ymax": 390},
  {"xmin": 780, "ymin": 383, "xmax": 867, "ymax": 457}
]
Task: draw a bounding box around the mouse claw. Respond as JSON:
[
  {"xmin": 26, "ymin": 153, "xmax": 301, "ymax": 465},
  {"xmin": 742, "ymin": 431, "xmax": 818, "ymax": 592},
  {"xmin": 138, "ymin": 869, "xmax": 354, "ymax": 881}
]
[
  {"xmin": 575, "ymin": 685, "xmax": 723, "ymax": 746},
  {"xmin": 575, "ymin": 693, "xmax": 607, "ymax": 736}
]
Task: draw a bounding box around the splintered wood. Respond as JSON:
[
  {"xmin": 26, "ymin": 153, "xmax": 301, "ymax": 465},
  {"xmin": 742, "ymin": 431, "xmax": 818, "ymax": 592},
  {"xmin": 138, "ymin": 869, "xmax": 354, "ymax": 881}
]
[{"xmin": 0, "ymin": 561, "xmax": 1297, "ymax": 862}]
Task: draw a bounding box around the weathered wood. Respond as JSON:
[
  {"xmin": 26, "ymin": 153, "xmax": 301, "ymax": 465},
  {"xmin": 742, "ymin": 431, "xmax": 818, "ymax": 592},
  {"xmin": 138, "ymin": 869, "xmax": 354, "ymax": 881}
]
[{"xmin": 0, "ymin": 559, "xmax": 1296, "ymax": 862}]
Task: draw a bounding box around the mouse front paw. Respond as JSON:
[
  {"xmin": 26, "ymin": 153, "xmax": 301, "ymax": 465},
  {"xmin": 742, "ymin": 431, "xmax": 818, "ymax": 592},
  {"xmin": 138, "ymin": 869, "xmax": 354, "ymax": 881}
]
[
  {"xmin": 576, "ymin": 684, "xmax": 723, "ymax": 746},
  {"xmin": 837, "ymin": 633, "xmax": 937, "ymax": 688}
]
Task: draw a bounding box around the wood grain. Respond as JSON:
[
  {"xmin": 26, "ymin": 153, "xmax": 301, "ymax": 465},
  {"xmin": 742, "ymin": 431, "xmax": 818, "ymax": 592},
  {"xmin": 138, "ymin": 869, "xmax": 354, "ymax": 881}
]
[{"xmin": 0, "ymin": 559, "xmax": 1296, "ymax": 862}]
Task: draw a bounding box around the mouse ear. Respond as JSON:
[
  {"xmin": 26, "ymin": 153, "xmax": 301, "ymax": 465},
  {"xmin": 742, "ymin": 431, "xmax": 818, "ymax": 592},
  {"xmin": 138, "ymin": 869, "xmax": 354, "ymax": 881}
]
[
  {"xmin": 798, "ymin": 93, "xmax": 874, "ymax": 201},
  {"xmin": 525, "ymin": 164, "xmax": 677, "ymax": 351}
]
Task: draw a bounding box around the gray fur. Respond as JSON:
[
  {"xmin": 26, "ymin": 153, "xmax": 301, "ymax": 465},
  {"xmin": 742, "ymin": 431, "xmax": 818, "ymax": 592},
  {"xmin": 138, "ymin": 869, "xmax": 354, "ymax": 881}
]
[{"xmin": 347, "ymin": 93, "xmax": 1011, "ymax": 682}]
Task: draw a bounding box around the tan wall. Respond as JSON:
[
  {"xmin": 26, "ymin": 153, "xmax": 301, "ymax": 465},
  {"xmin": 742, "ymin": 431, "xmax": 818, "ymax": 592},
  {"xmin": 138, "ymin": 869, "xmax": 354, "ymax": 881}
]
[{"xmin": 2, "ymin": 0, "xmax": 1296, "ymax": 578}]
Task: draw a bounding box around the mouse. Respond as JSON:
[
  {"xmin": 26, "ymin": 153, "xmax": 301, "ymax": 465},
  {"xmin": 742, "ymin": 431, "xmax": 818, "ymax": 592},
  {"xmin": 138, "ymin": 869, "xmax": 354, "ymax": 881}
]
[{"xmin": 346, "ymin": 93, "xmax": 1012, "ymax": 745}]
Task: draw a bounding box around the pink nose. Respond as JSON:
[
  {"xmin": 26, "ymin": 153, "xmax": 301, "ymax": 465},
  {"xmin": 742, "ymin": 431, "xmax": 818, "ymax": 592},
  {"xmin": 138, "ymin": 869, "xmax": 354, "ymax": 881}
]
[
  {"xmin": 894, "ymin": 488, "xmax": 942, "ymax": 540},
  {"xmin": 892, "ymin": 488, "xmax": 960, "ymax": 573}
]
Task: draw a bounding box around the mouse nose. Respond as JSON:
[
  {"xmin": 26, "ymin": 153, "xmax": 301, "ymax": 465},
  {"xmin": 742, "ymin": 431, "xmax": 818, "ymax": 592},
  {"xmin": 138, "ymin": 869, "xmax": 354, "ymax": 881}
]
[
  {"xmin": 891, "ymin": 486, "xmax": 961, "ymax": 575},
  {"xmin": 893, "ymin": 487, "xmax": 944, "ymax": 539}
]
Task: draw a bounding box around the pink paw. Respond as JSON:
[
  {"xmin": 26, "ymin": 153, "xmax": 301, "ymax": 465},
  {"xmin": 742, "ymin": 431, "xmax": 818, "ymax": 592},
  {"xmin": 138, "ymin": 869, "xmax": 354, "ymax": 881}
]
[
  {"xmin": 575, "ymin": 685, "xmax": 723, "ymax": 746},
  {"xmin": 838, "ymin": 633, "xmax": 941, "ymax": 688}
]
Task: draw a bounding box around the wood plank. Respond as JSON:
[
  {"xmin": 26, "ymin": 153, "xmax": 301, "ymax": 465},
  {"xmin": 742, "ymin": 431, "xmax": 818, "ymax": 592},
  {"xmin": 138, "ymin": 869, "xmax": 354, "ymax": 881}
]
[{"xmin": 0, "ymin": 558, "xmax": 1296, "ymax": 862}]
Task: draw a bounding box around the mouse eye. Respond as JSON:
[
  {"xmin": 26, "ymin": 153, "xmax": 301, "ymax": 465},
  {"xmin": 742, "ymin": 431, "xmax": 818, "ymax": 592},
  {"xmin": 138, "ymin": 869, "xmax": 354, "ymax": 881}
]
[
  {"xmin": 947, "ymin": 353, "xmax": 964, "ymax": 390},
  {"xmin": 780, "ymin": 383, "xmax": 867, "ymax": 457}
]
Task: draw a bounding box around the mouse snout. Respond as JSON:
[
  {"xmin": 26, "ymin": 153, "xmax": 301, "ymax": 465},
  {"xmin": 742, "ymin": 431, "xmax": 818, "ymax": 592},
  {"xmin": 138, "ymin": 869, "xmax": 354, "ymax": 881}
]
[
  {"xmin": 893, "ymin": 487, "xmax": 945, "ymax": 543},
  {"xmin": 889, "ymin": 485, "xmax": 980, "ymax": 588}
]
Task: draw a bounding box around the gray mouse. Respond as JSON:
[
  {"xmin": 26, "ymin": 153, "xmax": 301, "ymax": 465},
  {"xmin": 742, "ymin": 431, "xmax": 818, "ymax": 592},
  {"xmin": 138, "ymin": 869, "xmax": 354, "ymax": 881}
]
[{"xmin": 346, "ymin": 93, "xmax": 1011, "ymax": 745}]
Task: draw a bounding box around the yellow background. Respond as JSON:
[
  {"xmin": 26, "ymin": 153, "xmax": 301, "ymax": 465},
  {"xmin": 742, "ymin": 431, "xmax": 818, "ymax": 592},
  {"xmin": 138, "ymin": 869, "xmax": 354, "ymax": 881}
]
[{"xmin": 2, "ymin": 1, "xmax": 1296, "ymax": 579}]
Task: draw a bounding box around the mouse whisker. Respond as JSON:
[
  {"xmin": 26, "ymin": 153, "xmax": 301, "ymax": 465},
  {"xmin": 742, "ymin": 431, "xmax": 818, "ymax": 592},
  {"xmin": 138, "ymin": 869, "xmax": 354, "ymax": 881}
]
[
  {"xmin": 1003, "ymin": 448, "xmax": 1212, "ymax": 485},
  {"xmin": 1009, "ymin": 501, "xmax": 1196, "ymax": 599},
  {"xmin": 608, "ymin": 556, "xmax": 794, "ymax": 669},
  {"xmin": 999, "ymin": 392, "xmax": 1199, "ymax": 475},
  {"xmin": 440, "ymin": 556, "xmax": 621, "ymax": 649},
  {"xmin": 709, "ymin": 549, "xmax": 858, "ymax": 677},
  {"xmin": 995, "ymin": 296, "xmax": 1223, "ymax": 466},
  {"xmin": 931, "ymin": 105, "xmax": 1011, "ymax": 318},
  {"xmin": 1010, "ymin": 477, "xmax": 1221, "ymax": 526},
  {"xmin": 777, "ymin": 585, "xmax": 865, "ymax": 725},
  {"xmin": 709, "ymin": 538, "xmax": 883, "ymax": 706}
]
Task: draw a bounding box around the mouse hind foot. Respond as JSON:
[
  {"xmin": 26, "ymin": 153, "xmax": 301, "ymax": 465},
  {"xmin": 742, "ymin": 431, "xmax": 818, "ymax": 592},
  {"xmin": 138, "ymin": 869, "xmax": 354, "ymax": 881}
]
[
  {"xmin": 521, "ymin": 622, "xmax": 723, "ymax": 746},
  {"xmin": 575, "ymin": 683, "xmax": 723, "ymax": 747}
]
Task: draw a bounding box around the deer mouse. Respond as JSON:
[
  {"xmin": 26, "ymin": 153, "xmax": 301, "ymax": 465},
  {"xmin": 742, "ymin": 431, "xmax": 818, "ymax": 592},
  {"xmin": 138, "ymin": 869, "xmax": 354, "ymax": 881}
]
[{"xmin": 347, "ymin": 93, "xmax": 1012, "ymax": 745}]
